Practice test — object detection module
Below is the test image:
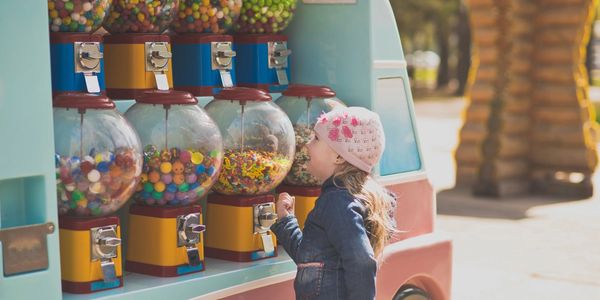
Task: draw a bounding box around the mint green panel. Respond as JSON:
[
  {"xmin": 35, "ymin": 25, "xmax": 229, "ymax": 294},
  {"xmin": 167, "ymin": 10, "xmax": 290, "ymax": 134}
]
[
  {"xmin": 284, "ymin": 1, "xmax": 372, "ymax": 108},
  {"xmin": 0, "ymin": 1, "xmax": 62, "ymax": 299}
]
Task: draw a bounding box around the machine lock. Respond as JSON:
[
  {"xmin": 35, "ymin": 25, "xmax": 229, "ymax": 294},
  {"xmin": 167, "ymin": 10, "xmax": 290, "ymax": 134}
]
[
  {"xmin": 253, "ymin": 203, "xmax": 277, "ymax": 254},
  {"xmin": 90, "ymin": 225, "xmax": 120, "ymax": 283},
  {"xmin": 75, "ymin": 42, "xmax": 103, "ymax": 93},
  {"xmin": 268, "ymin": 41, "xmax": 291, "ymax": 85},
  {"xmin": 145, "ymin": 42, "xmax": 172, "ymax": 90},
  {"xmin": 212, "ymin": 42, "xmax": 236, "ymax": 88},
  {"xmin": 177, "ymin": 213, "xmax": 205, "ymax": 266}
]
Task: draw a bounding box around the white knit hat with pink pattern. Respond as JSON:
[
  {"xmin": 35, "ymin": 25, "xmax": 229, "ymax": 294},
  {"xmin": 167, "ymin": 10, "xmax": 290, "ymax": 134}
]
[{"xmin": 313, "ymin": 106, "xmax": 385, "ymax": 173}]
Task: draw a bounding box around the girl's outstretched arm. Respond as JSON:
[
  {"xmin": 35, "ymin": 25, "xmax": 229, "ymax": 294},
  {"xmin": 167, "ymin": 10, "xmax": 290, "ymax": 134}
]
[{"xmin": 270, "ymin": 214, "xmax": 303, "ymax": 263}]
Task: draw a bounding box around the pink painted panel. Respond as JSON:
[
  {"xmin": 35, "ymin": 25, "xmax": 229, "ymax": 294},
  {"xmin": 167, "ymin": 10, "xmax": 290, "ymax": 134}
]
[{"xmin": 386, "ymin": 179, "xmax": 435, "ymax": 242}]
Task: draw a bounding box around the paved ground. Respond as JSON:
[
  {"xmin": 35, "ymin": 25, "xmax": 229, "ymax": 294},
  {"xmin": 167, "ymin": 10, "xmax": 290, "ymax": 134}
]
[{"xmin": 414, "ymin": 98, "xmax": 600, "ymax": 300}]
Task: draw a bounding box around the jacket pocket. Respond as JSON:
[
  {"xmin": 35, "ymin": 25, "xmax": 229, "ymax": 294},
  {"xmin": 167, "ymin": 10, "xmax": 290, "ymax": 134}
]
[{"xmin": 294, "ymin": 262, "xmax": 325, "ymax": 299}]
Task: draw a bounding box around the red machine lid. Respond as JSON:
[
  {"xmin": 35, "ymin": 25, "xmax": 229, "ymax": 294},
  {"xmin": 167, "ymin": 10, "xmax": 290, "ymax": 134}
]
[
  {"xmin": 171, "ymin": 33, "xmax": 233, "ymax": 44},
  {"xmin": 276, "ymin": 184, "xmax": 322, "ymax": 197},
  {"xmin": 50, "ymin": 33, "xmax": 103, "ymax": 44},
  {"xmin": 59, "ymin": 215, "xmax": 120, "ymax": 230},
  {"xmin": 207, "ymin": 193, "xmax": 275, "ymax": 207},
  {"xmin": 234, "ymin": 34, "xmax": 287, "ymax": 44},
  {"xmin": 103, "ymin": 34, "xmax": 170, "ymax": 44},
  {"xmin": 129, "ymin": 203, "xmax": 202, "ymax": 218},
  {"xmin": 214, "ymin": 87, "xmax": 272, "ymax": 102},
  {"xmin": 53, "ymin": 92, "xmax": 115, "ymax": 109},
  {"xmin": 282, "ymin": 85, "xmax": 336, "ymax": 98},
  {"xmin": 135, "ymin": 90, "xmax": 198, "ymax": 105}
]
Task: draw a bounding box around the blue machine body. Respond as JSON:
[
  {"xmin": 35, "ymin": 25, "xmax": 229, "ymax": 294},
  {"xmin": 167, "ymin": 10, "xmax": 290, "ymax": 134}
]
[
  {"xmin": 235, "ymin": 35, "xmax": 291, "ymax": 93},
  {"xmin": 49, "ymin": 33, "xmax": 105, "ymax": 94},
  {"xmin": 172, "ymin": 34, "xmax": 237, "ymax": 96}
]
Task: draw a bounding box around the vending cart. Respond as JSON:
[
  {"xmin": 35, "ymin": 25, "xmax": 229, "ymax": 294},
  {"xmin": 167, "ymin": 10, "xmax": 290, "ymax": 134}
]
[{"xmin": 0, "ymin": 1, "xmax": 451, "ymax": 300}]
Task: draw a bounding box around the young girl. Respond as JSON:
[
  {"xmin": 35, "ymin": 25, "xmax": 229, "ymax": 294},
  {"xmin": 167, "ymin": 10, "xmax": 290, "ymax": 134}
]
[{"xmin": 271, "ymin": 107, "xmax": 397, "ymax": 300}]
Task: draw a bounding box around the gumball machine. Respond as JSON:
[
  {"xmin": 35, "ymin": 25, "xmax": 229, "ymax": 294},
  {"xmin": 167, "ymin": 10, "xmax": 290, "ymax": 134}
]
[
  {"xmin": 233, "ymin": 0, "xmax": 297, "ymax": 93},
  {"xmin": 203, "ymin": 87, "xmax": 295, "ymax": 261},
  {"xmin": 274, "ymin": 85, "xmax": 345, "ymax": 229},
  {"xmin": 48, "ymin": 0, "xmax": 111, "ymax": 94},
  {"xmin": 53, "ymin": 93, "xmax": 143, "ymax": 293},
  {"xmin": 102, "ymin": 0, "xmax": 179, "ymax": 99},
  {"xmin": 124, "ymin": 90, "xmax": 223, "ymax": 277},
  {"xmin": 171, "ymin": 1, "xmax": 242, "ymax": 96}
]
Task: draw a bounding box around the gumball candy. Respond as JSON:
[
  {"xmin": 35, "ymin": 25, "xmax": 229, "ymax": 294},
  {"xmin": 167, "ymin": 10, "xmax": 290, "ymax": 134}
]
[
  {"xmin": 213, "ymin": 149, "xmax": 292, "ymax": 195},
  {"xmin": 154, "ymin": 182, "xmax": 166, "ymax": 193},
  {"xmin": 171, "ymin": 0, "xmax": 242, "ymax": 34},
  {"xmin": 48, "ymin": 0, "xmax": 110, "ymax": 32},
  {"xmin": 173, "ymin": 174, "xmax": 185, "ymax": 185},
  {"xmin": 179, "ymin": 150, "xmax": 191, "ymax": 163},
  {"xmin": 235, "ymin": 0, "xmax": 297, "ymax": 34},
  {"xmin": 160, "ymin": 162, "xmax": 172, "ymax": 174},
  {"xmin": 161, "ymin": 174, "xmax": 173, "ymax": 184},
  {"xmin": 132, "ymin": 145, "xmax": 221, "ymax": 206},
  {"xmin": 164, "ymin": 192, "xmax": 175, "ymax": 201},
  {"xmin": 285, "ymin": 124, "xmax": 320, "ymax": 186},
  {"xmin": 191, "ymin": 152, "xmax": 204, "ymax": 164},
  {"xmin": 87, "ymin": 169, "xmax": 101, "ymax": 182},
  {"xmin": 186, "ymin": 173, "xmax": 197, "ymax": 184},
  {"xmin": 103, "ymin": 0, "xmax": 179, "ymax": 34},
  {"xmin": 173, "ymin": 161, "xmax": 185, "ymax": 174},
  {"xmin": 54, "ymin": 147, "xmax": 143, "ymax": 217}
]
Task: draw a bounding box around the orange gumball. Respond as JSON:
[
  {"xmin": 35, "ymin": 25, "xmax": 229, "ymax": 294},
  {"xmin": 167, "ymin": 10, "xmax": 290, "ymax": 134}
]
[
  {"xmin": 173, "ymin": 174, "xmax": 185, "ymax": 185},
  {"xmin": 173, "ymin": 161, "xmax": 185, "ymax": 174},
  {"xmin": 149, "ymin": 171, "xmax": 161, "ymax": 183}
]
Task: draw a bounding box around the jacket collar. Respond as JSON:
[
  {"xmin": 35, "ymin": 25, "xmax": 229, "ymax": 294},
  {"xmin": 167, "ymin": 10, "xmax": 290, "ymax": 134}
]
[{"xmin": 321, "ymin": 176, "xmax": 346, "ymax": 192}]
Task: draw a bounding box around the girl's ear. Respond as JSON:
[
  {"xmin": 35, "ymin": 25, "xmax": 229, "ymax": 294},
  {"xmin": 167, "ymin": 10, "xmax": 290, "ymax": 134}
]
[{"xmin": 334, "ymin": 155, "xmax": 346, "ymax": 165}]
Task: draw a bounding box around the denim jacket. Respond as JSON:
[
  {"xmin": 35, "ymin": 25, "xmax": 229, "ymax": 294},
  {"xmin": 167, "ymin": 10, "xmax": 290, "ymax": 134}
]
[{"xmin": 271, "ymin": 177, "xmax": 377, "ymax": 300}]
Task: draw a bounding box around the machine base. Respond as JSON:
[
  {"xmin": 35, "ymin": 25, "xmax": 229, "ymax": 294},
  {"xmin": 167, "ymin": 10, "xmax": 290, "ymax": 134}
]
[
  {"xmin": 204, "ymin": 247, "xmax": 278, "ymax": 262},
  {"xmin": 61, "ymin": 277, "xmax": 123, "ymax": 294},
  {"xmin": 125, "ymin": 260, "xmax": 205, "ymax": 277}
]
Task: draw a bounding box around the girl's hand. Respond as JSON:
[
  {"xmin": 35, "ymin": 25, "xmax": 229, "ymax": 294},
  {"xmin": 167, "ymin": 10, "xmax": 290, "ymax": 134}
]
[{"xmin": 276, "ymin": 192, "xmax": 295, "ymax": 218}]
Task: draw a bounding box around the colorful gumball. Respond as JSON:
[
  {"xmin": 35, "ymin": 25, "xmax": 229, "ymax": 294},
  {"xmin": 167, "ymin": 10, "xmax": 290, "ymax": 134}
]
[
  {"xmin": 103, "ymin": 0, "xmax": 179, "ymax": 34},
  {"xmin": 48, "ymin": 0, "xmax": 111, "ymax": 33},
  {"xmin": 171, "ymin": 0, "xmax": 242, "ymax": 34}
]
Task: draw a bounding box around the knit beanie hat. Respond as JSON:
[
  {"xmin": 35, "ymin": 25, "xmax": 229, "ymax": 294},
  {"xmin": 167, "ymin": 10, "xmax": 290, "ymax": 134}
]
[{"xmin": 313, "ymin": 106, "xmax": 385, "ymax": 173}]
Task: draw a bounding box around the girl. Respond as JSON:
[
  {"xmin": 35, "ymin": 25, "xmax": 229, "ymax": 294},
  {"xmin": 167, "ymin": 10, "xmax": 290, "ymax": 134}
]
[{"xmin": 271, "ymin": 106, "xmax": 397, "ymax": 300}]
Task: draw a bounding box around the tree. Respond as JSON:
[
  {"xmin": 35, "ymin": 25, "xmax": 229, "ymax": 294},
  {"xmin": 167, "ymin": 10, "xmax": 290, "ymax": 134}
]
[{"xmin": 390, "ymin": 0, "xmax": 462, "ymax": 90}]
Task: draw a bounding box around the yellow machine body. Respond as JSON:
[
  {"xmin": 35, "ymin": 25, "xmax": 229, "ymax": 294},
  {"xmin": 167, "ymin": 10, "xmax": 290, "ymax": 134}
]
[
  {"xmin": 126, "ymin": 205, "xmax": 205, "ymax": 277},
  {"xmin": 104, "ymin": 35, "xmax": 173, "ymax": 99},
  {"xmin": 205, "ymin": 194, "xmax": 277, "ymax": 262},
  {"xmin": 58, "ymin": 216, "xmax": 123, "ymax": 294},
  {"xmin": 59, "ymin": 227, "xmax": 123, "ymax": 283}
]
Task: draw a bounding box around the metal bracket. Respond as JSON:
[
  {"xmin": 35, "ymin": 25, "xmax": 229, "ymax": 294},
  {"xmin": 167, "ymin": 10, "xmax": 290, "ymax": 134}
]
[
  {"xmin": 211, "ymin": 42, "xmax": 236, "ymax": 70},
  {"xmin": 0, "ymin": 222, "xmax": 55, "ymax": 276},
  {"xmin": 90, "ymin": 225, "xmax": 120, "ymax": 261},
  {"xmin": 177, "ymin": 213, "xmax": 204, "ymax": 247},
  {"xmin": 75, "ymin": 42, "xmax": 102, "ymax": 73},
  {"xmin": 176, "ymin": 213, "xmax": 204, "ymax": 266},
  {"xmin": 253, "ymin": 203, "xmax": 277, "ymax": 234},
  {"xmin": 268, "ymin": 41, "xmax": 291, "ymax": 69},
  {"xmin": 145, "ymin": 42, "xmax": 171, "ymax": 72}
]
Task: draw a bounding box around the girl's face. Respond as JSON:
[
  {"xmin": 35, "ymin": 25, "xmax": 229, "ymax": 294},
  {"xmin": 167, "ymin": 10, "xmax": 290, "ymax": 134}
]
[{"xmin": 306, "ymin": 132, "xmax": 340, "ymax": 182}]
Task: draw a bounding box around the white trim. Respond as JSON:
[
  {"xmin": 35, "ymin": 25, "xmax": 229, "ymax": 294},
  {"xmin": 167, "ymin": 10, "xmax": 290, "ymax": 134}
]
[
  {"xmin": 375, "ymin": 171, "xmax": 428, "ymax": 186},
  {"xmin": 191, "ymin": 271, "xmax": 296, "ymax": 300},
  {"xmin": 372, "ymin": 60, "xmax": 408, "ymax": 69}
]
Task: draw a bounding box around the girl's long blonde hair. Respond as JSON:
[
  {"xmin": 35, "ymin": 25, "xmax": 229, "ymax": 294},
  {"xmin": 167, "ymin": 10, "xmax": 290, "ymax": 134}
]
[{"xmin": 332, "ymin": 162, "xmax": 398, "ymax": 258}]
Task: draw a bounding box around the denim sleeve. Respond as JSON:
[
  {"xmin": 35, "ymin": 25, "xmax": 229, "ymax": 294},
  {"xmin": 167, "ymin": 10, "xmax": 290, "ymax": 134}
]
[
  {"xmin": 270, "ymin": 214, "xmax": 303, "ymax": 263},
  {"xmin": 321, "ymin": 192, "xmax": 377, "ymax": 300}
]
